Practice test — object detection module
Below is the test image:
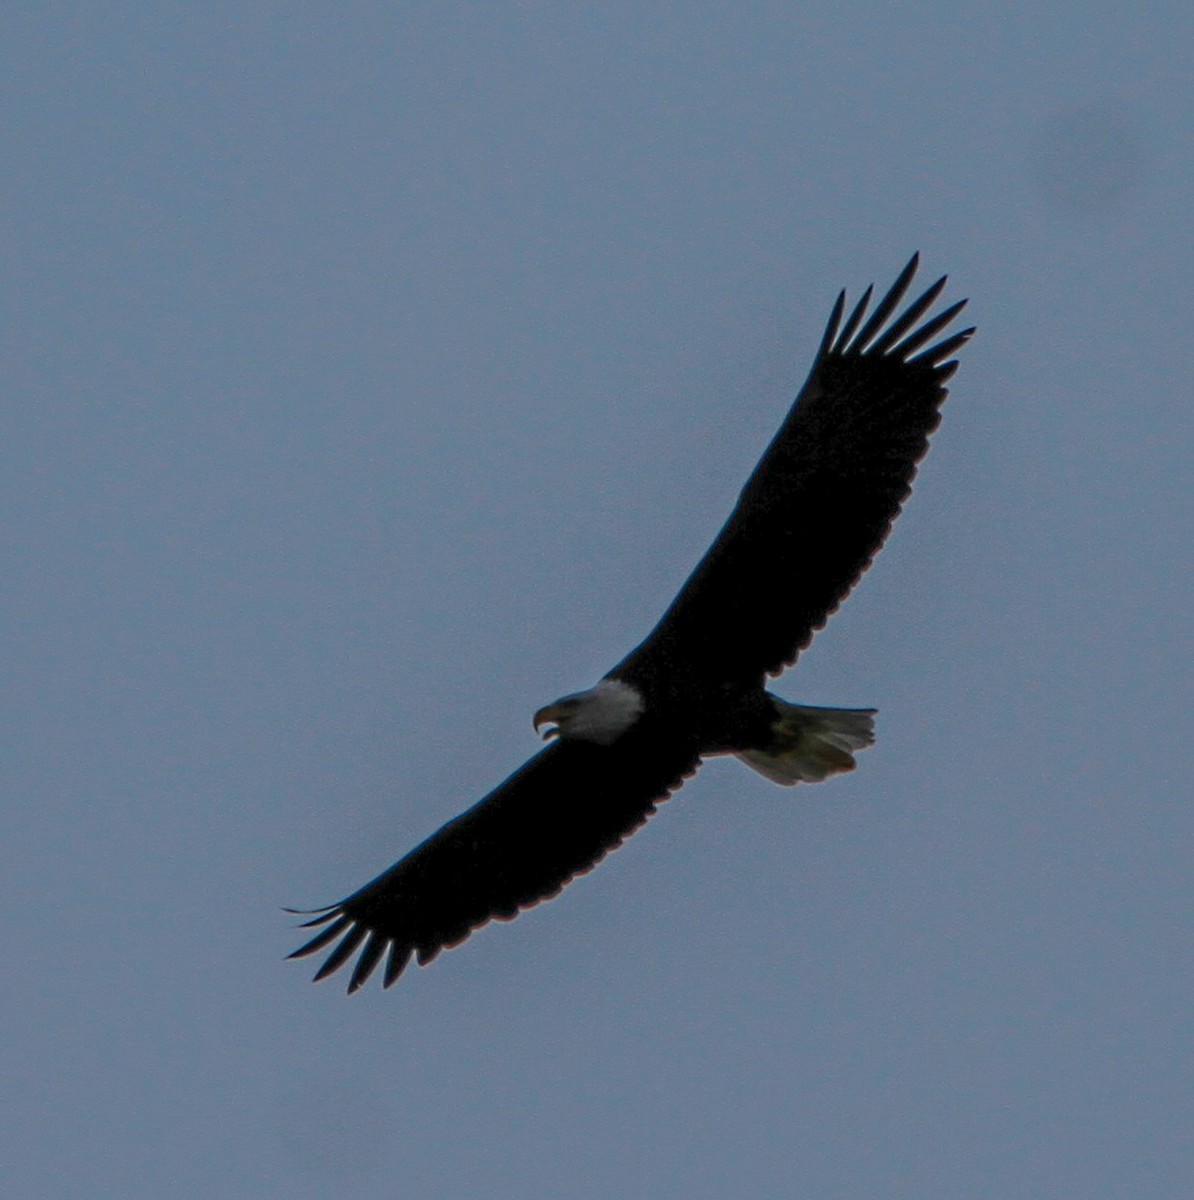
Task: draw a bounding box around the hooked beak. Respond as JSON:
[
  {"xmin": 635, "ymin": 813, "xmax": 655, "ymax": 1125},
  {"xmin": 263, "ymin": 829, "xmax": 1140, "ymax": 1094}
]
[{"xmin": 533, "ymin": 702, "xmax": 569, "ymax": 741}]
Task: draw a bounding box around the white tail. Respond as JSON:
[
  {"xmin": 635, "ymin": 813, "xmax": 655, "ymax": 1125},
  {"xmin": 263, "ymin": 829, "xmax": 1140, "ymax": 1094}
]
[{"xmin": 735, "ymin": 700, "xmax": 876, "ymax": 786}]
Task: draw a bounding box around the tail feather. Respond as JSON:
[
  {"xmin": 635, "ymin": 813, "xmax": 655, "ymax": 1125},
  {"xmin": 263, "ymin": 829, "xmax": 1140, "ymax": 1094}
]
[{"xmin": 736, "ymin": 700, "xmax": 876, "ymax": 786}]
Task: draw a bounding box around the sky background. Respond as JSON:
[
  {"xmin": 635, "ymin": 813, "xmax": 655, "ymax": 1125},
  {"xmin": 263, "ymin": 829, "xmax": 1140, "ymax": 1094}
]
[{"xmin": 3, "ymin": 4, "xmax": 1191, "ymax": 1197}]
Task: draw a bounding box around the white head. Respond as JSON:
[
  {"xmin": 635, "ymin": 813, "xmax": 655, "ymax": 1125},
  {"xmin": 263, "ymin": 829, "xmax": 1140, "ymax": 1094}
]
[{"xmin": 532, "ymin": 679, "xmax": 644, "ymax": 746}]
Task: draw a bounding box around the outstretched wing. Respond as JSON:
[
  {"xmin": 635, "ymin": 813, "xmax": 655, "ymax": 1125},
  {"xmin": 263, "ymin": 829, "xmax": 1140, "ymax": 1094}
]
[
  {"xmin": 614, "ymin": 254, "xmax": 973, "ymax": 689},
  {"xmin": 289, "ymin": 736, "xmax": 699, "ymax": 992}
]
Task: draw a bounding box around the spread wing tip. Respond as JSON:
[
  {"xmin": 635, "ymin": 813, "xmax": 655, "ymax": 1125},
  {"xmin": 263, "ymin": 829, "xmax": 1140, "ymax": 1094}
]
[
  {"xmin": 286, "ymin": 907, "xmax": 402, "ymax": 992},
  {"xmin": 287, "ymin": 904, "xmax": 497, "ymax": 992},
  {"xmin": 825, "ymin": 257, "xmax": 972, "ymax": 368}
]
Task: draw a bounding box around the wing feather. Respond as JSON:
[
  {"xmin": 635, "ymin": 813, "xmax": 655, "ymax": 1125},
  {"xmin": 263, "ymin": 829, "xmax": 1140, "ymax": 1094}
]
[
  {"xmin": 869, "ymin": 274, "xmax": 948, "ymax": 355},
  {"xmin": 289, "ymin": 738, "xmax": 699, "ymax": 991},
  {"xmin": 835, "ymin": 283, "xmax": 874, "ymax": 352},
  {"xmin": 850, "ymin": 252, "xmax": 921, "ymax": 350},
  {"xmin": 614, "ymin": 256, "xmax": 972, "ymax": 688}
]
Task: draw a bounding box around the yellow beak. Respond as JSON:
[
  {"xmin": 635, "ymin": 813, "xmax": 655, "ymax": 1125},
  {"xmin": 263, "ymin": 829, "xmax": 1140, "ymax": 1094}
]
[{"xmin": 532, "ymin": 703, "xmax": 569, "ymax": 740}]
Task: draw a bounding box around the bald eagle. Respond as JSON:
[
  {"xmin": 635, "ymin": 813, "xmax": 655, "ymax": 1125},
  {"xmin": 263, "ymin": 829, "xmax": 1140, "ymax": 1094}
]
[{"xmin": 290, "ymin": 255, "xmax": 972, "ymax": 992}]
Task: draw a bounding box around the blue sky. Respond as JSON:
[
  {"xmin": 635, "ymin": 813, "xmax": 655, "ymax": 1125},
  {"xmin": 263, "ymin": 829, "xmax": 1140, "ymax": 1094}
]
[{"xmin": 3, "ymin": 4, "xmax": 1190, "ymax": 1197}]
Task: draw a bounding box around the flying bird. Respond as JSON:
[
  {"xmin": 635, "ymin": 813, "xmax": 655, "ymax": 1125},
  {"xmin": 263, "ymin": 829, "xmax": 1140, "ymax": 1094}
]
[{"xmin": 289, "ymin": 255, "xmax": 972, "ymax": 992}]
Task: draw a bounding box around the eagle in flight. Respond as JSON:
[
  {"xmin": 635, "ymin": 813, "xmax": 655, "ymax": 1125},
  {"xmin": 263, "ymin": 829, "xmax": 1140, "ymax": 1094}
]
[{"xmin": 289, "ymin": 255, "xmax": 972, "ymax": 992}]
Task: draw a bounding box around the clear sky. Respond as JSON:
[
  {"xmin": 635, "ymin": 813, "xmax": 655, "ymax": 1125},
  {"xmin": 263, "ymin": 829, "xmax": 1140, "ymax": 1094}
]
[{"xmin": 3, "ymin": 4, "xmax": 1191, "ymax": 1198}]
